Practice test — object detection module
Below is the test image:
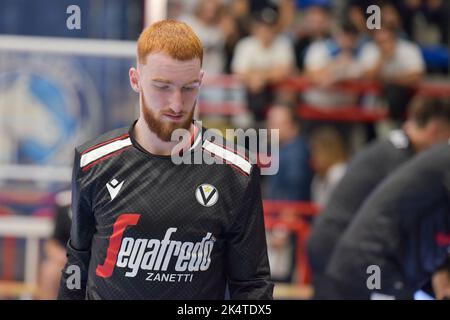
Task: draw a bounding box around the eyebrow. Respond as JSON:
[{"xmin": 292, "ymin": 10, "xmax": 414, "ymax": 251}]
[{"xmin": 151, "ymin": 78, "xmax": 200, "ymax": 86}]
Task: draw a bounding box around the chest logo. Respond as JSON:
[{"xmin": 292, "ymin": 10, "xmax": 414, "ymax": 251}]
[
  {"xmin": 106, "ymin": 178, "xmax": 124, "ymax": 201},
  {"xmin": 195, "ymin": 184, "xmax": 219, "ymax": 207}
]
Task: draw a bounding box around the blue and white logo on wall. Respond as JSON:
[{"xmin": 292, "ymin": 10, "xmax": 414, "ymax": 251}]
[{"xmin": 0, "ymin": 53, "xmax": 100, "ymax": 165}]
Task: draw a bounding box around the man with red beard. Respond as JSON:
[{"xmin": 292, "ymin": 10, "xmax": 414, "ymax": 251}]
[{"xmin": 57, "ymin": 20, "xmax": 273, "ymax": 300}]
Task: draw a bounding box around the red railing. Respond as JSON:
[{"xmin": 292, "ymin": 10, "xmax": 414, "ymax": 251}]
[
  {"xmin": 263, "ymin": 200, "xmax": 320, "ymax": 285},
  {"xmin": 199, "ymin": 75, "xmax": 450, "ymax": 121}
]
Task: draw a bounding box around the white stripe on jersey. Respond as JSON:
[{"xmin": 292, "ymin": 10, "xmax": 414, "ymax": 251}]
[
  {"xmin": 202, "ymin": 140, "xmax": 252, "ymax": 175},
  {"xmin": 80, "ymin": 138, "xmax": 132, "ymax": 168}
]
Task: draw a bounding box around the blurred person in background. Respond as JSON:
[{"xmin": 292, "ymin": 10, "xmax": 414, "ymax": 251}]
[
  {"xmin": 359, "ymin": 24, "xmax": 425, "ymax": 126},
  {"xmin": 264, "ymin": 104, "xmax": 313, "ymax": 283},
  {"xmin": 400, "ymin": 0, "xmax": 449, "ymax": 45},
  {"xmin": 37, "ymin": 190, "xmax": 71, "ymax": 300},
  {"xmin": 308, "ymin": 98, "xmax": 450, "ymax": 299},
  {"xmin": 220, "ymin": 0, "xmax": 252, "ymax": 74},
  {"xmin": 379, "ymin": 1, "xmax": 406, "ymax": 37},
  {"xmin": 302, "ymin": 21, "xmax": 364, "ymax": 108},
  {"xmin": 232, "ymin": 7, "xmax": 296, "ymax": 123},
  {"xmin": 310, "ymin": 126, "xmax": 348, "ymax": 207},
  {"xmin": 293, "ymin": 4, "xmax": 332, "ymax": 71},
  {"xmin": 346, "ymin": 1, "xmax": 372, "ymax": 42},
  {"xmin": 265, "ymin": 104, "xmax": 313, "ymax": 201},
  {"xmin": 326, "ymin": 141, "xmax": 450, "ymax": 299},
  {"xmin": 180, "ymin": 0, "xmax": 226, "ymax": 74}
]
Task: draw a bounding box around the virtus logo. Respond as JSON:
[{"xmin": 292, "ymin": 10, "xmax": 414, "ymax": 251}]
[{"xmin": 195, "ymin": 184, "xmax": 219, "ymax": 207}]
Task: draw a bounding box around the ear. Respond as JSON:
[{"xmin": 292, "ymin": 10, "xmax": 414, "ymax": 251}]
[
  {"xmin": 129, "ymin": 67, "xmax": 141, "ymax": 93},
  {"xmin": 402, "ymin": 120, "xmax": 412, "ymax": 132}
]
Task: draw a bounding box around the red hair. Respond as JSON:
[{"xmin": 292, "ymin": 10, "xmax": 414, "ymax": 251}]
[{"xmin": 137, "ymin": 20, "xmax": 203, "ymax": 65}]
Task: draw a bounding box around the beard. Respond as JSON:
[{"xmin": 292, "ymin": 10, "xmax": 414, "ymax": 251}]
[{"xmin": 141, "ymin": 94, "xmax": 195, "ymax": 142}]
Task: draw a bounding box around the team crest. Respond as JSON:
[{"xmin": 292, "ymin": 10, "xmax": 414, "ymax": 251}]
[{"xmin": 195, "ymin": 184, "xmax": 218, "ymax": 207}]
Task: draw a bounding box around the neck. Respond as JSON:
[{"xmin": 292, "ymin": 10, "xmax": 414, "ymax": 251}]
[
  {"xmin": 282, "ymin": 127, "xmax": 299, "ymax": 145},
  {"xmin": 134, "ymin": 118, "xmax": 195, "ymax": 156}
]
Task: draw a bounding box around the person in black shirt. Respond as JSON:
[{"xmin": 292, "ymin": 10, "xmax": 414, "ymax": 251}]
[
  {"xmin": 308, "ymin": 99, "xmax": 450, "ymax": 298},
  {"xmin": 38, "ymin": 190, "xmax": 71, "ymax": 299},
  {"xmin": 326, "ymin": 141, "xmax": 450, "ymax": 299},
  {"xmin": 57, "ymin": 20, "xmax": 273, "ymax": 300}
]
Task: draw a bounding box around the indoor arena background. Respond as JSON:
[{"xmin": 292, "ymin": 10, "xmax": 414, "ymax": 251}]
[{"xmin": 0, "ymin": 0, "xmax": 449, "ymax": 300}]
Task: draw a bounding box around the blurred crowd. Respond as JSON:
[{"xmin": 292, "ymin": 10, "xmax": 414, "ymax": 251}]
[
  {"xmin": 29, "ymin": 0, "xmax": 450, "ymax": 298},
  {"xmin": 171, "ymin": 0, "xmax": 447, "ymax": 121},
  {"xmin": 164, "ymin": 0, "xmax": 450, "ymax": 287}
]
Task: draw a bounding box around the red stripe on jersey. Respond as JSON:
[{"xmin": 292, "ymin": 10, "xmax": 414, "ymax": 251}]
[
  {"xmin": 190, "ymin": 125, "xmax": 199, "ymax": 146},
  {"xmin": 82, "ymin": 146, "xmax": 132, "ymax": 171},
  {"xmin": 96, "ymin": 213, "xmax": 141, "ymax": 278},
  {"xmin": 81, "ymin": 134, "xmax": 130, "ymax": 155}
]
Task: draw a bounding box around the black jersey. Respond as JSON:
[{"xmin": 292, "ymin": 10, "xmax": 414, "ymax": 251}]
[
  {"xmin": 57, "ymin": 120, "xmax": 273, "ymax": 300},
  {"xmin": 52, "ymin": 190, "xmax": 72, "ymax": 247},
  {"xmin": 307, "ymin": 130, "xmax": 413, "ymax": 277},
  {"xmin": 326, "ymin": 141, "xmax": 450, "ymax": 299}
]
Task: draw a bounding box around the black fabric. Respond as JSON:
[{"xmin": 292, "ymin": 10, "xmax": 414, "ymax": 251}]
[
  {"xmin": 326, "ymin": 142, "xmax": 450, "ymax": 299},
  {"xmin": 307, "ymin": 130, "xmax": 413, "ymax": 297},
  {"xmin": 52, "ymin": 204, "xmax": 71, "ymax": 247},
  {"xmin": 57, "ymin": 121, "xmax": 273, "ymax": 300},
  {"xmin": 384, "ymin": 84, "xmax": 416, "ymax": 122}
]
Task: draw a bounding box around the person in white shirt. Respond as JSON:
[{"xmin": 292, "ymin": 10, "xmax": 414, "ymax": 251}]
[
  {"xmin": 232, "ymin": 7, "xmax": 295, "ymax": 122},
  {"xmin": 180, "ymin": 0, "xmax": 226, "ymax": 74},
  {"xmin": 303, "ymin": 21, "xmax": 364, "ymax": 108},
  {"xmin": 359, "ymin": 25, "xmax": 425, "ymax": 123}
]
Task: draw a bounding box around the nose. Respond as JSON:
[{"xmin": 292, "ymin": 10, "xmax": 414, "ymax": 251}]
[{"xmin": 169, "ymin": 89, "xmax": 183, "ymax": 113}]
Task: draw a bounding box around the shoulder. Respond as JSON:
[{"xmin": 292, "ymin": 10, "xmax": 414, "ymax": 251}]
[
  {"xmin": 273, "ymin": 35, "xmax": 294, "ymax": 48},
  {"xmin": 75, "ymin": 126, "xmax": 131, "ymax": 171},
  {"xmin": 305, "ymin": 40, "xmax": 329, "ymax": 54},
  {"xmin": 407, "ymin": 142, "xmax": 450, "ymax": 170},
  {"xmin": 360, "ymin": 41, "xmax": 378, "ymax": 52},
  {"xmin": 348, "ymin": 132, "xmax": 409, "ymax": 169},
  {"xmin": 368, "ymin": 130, "xmax": 411, "ymax": 154},
  {"xmin": 235, "ymin": 36, "xmax": 258, "ymax": 51},
  {"xmin": 201, "ymin": 129, "xmax": 255, "ymax": 180},
  {"xmin": 397, "ymin": 39, "xmax": 421, "ymax": 52}
]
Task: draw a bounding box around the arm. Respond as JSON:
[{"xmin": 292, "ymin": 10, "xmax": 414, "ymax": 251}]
[
  {"xmin": 384, "ymin": 71, "xmax": 423, "ymax": 87},
  {"xmin": 225, "ymin": 166, "xmax": 274, "ymax": 299},
  {"xmin": 303, "ymin": 42, "xmax": 334, "ymax": 87},
  {"xmin": 57, "ymin": 149, "xmax": 95, "ymax": 300},
  {"xmin": 362, "ymin": 42, "xmax": 424, "ymax": 86}
]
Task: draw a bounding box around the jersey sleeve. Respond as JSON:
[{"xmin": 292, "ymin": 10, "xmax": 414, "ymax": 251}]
[
  {"xmin": 52, "ymin": 204, "xmax": 71, "ymax": 247},
  {"xmin": 224, "ymin": 166, "xmax": 274, "ymax": 299},
  {"xmin": 57, "ymin": 149, "xmax": 95, "ymax": 300}
]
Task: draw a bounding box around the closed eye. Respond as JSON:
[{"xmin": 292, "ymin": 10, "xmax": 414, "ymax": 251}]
[{"xmin": 153, "ymin": 84, "xmax": 170, "ymax": 90}]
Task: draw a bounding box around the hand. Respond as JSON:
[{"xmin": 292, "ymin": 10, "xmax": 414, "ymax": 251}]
[
  {"xmin": 379, "ymin": 40, "xmax": 396, "ymax": 60},
  {"xmin": 432, "ymin": 268, "xmax": 450, "ymax": 300},
  {"xmin": 247, "ymin": 72, "xmax": 267, "ymax": 93}
]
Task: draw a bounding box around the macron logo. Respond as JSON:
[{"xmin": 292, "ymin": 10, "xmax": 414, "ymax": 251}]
[{"xmin": 106, "ymin": 178, "xmax": 124, "ymax": 201}]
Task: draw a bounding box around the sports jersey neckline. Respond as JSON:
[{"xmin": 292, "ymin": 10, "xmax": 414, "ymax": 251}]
[{"xmin": 128, "ymin": 120, "xmax": 201, "ymax": 160}]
